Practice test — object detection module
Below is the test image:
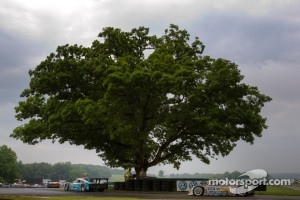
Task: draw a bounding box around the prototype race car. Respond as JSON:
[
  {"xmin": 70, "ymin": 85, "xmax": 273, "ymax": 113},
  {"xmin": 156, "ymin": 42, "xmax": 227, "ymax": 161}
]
[
  {"xmin": 188, "ymin": 185, "xmax": 254, "ymax": 197},
  {"xmin": 63, "ymin": 177, "xmax": 108, "ymax": 192},
  {"xmin": 47, "ymin": 181, "xmax": 60, "ymax": 188}
]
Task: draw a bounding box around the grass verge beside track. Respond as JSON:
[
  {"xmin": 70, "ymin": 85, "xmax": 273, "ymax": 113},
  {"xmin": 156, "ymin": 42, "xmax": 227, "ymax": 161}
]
[{"xmin": 255, "ymin": 185, "xmax": 300, "ymax": 196}]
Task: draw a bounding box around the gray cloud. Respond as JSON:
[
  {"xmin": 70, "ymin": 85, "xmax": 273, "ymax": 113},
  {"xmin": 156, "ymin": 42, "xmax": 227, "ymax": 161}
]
[
  {"xmin": 0, "ymin": 28, "xmax": 50, "ymax": 103},
  {"xmin": 189, "ymin": 13, "xmax": 300, "ymax": 64},
  {"xmin": 183, "ymin": 8, "xmax": 300, "ymax": 174}
]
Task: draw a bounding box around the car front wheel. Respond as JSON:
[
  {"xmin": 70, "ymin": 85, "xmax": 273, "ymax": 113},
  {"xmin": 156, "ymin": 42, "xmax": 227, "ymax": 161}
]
[
  {"xmin": 80, "ymin": 184, "xmax": 86, "ymax": 192},
  {"xmin": 193, "ymin": 186, "xmax": 204, "ymax": 196},
  {"xmin": 63, "ymin": 183, "xmax": 69, "ymax": 191}
]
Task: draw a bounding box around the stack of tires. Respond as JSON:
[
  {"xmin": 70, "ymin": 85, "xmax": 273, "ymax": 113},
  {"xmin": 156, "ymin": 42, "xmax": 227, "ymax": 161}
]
[
  {"xmin": 114, "ymin": 178, "xmax": 209, "ymax": 192},
  {"xmin": 115, "ymin": 178, "xmax": 178, "ymax": 191},
  {"xmin": 113, "ymin": 182, "xmax": 125, "ymax": 190}
]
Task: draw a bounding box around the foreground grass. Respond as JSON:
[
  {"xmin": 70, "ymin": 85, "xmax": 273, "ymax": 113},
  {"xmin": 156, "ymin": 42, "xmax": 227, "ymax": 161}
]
[
  {"xmin": 291, "ymin": 184, "xmax": 300, "ymax": 189},
  {"xmin": 256, "ymin": 185, "xmax": 300, "ymax": 196},
  {"xmin": 0, "ymin": 196, "xmax": 141, "ymax": 200},
  {"xmin": 1, "ymin": 185, "xmax": 300, "ymax": 199}
]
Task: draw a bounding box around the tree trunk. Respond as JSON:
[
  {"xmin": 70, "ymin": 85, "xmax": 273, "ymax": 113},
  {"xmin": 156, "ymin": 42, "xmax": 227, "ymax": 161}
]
[{"xmin": 134, "ymin": 166, "xmax": 147, "ymax": 179}]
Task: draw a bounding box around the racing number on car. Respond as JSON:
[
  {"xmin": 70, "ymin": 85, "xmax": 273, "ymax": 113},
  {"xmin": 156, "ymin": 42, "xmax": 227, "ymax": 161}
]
[
  {"xmin": 178, "ymin": 181, "xmax": 187, "ymax": 191},
  {"xmin": 189, "ymin": 181, "xmax": 198, "ymax": 189}
]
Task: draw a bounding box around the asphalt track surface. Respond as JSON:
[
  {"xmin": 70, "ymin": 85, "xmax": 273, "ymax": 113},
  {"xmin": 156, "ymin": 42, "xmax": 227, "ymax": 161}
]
[{"xmin": 1, "ymin": 188, "xmax": 300, "ymax": 200}]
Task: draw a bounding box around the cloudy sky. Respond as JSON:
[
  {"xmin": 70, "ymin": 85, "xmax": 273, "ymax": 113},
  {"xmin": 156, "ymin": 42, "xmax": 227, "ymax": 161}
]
[{"xmin": 1, "ymin": 0, "xmax": 299, "ymax": 175}]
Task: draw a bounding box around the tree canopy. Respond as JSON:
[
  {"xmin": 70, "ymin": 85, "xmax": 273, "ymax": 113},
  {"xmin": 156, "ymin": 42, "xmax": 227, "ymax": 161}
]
[
  {"xmin": 12, "ymin": 24, "xmax": 271, "ymax": 176},
  {"xmin": 0, "ymin": 145, "xmax": 20, "ymax": 183}
]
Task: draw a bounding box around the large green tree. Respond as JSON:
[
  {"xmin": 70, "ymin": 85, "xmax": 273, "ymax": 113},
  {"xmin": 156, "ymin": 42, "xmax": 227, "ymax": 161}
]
[
  {"xmin": 12, "ymin": 24, "xmax": 271, "ymax": 176},
  {"xmin": 0, "ymin": 145, "xmax": 20, "ymax": 183}
]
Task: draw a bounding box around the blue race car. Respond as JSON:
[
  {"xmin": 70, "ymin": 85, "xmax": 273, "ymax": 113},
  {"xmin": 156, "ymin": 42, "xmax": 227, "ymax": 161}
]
[{"xmin": 64, "ymin": 177, "xmax": 108, "ymax": 192}]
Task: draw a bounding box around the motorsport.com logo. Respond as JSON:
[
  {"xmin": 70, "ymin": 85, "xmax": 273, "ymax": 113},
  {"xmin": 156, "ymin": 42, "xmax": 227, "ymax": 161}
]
[{"xmin": 209, "ymin": 169, "xmax": 291, "ymax": 194}]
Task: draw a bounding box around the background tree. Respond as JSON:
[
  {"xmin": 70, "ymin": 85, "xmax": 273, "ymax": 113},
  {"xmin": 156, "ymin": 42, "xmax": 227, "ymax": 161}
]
[
  {"xmin": 19, "ymin": 162, "xmax": 52, "ymax": 180},
  {"xmin": 68, "ymin": 165, "xmax": 85, "ymax": 181},
  {"xmin": 73, "ymin": 164, "xmax": 111, "ymax": 178},
  {"xmin": 52, "ymin": 162, "xmax": 74, "ymax": 181},
  {"xmin": 158, "ymin": 170, "xmax": 164, "ymax": 177},
  {"xmin": 0, "ymin": 145, "xmax": 20, "ymax": 183},
  {"xmin": 18, "ymin": 162, "xmax": 111, "ymax": 181},
  {"xmin": 12, "ymin": 24, "xmax": 271, "ymax": 176}
]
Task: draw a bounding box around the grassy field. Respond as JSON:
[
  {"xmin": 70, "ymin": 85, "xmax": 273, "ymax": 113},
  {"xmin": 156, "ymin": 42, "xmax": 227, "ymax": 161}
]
[
  {"xmin": 256, "ymin": 185, "xmax": 300, "ymax": 196},
  {"xmin": 110, "ymin": 174, "xmax": 124, "ymax": 182},
  {"xmin": 1, "ymin": 184, "xmax": 300, "ymax": 200},
  {"xmin": 291, "ymin": 183, "xmax": 300, "ymax": 189}
]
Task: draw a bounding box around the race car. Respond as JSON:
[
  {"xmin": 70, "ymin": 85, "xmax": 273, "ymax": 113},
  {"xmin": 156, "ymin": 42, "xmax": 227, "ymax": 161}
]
[
  {"xmin": 188, "ymin": 185, "xmax": 254, "ymax": 197},
  {"xmin": 63, "ymin": 177, "xmax": 108, "ymax": 192},
  {"xmin": 47, "ymin": 181, "xmax": 61, "ymax": 188}
]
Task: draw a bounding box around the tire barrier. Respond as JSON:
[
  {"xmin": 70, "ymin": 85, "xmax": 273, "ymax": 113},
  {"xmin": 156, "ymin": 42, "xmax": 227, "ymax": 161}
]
[
  {"xmin": 142, "ymin": 179, "xmax": 153, "ymax": 191},
  {"xmin": 125, "ymin": 180, "xmax": 134, "ymax": 191},
  {"xmin": 134, "ymin": 179, "xmax": 142, "ymax": 191},
  {"xmin": 113, "ymin": 182, "xmax": 119, "ymax": 190},
  {"xmin": 119, "ymin": 182, "xmax": 125, "ymax": 190},
  {"xmin": 113, "ymin": 178, "xmax": 209, "ymax": 192},
  {"xmin": 152, "ymin": 179, "xmax": 162, "ymax": 191},
  {"xmin": 170, "ymin": 179, "xmax": 177, "ymax": 192},
  {"xmin": 161, "ymin": 179, "xmax": 172, "ymax": 191}
]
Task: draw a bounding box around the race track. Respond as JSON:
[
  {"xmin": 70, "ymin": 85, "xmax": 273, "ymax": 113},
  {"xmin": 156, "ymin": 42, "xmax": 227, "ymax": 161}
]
[{"xmin": 1, "ymin": 187, "xmax": 300, "ymax": 199}]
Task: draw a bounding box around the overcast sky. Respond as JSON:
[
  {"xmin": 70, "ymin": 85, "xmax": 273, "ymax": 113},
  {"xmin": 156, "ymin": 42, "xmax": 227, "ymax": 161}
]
[{"xmin": 1, "ymin": 0, "xmax": 299, "ymax": 176}]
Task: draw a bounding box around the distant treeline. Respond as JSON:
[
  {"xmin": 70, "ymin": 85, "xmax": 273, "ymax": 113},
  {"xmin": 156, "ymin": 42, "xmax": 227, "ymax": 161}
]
[
  {"xmin": 269, "ymin": 173, "xmax": 300, "ymax": 179},
  {"xmin": 169, "ymin": 171, "xmax": 242, "ymax": 179},
  {"xmin": 18, "ymin": 162, "xmax": 111, "ymax": 182},
  {"xmin": 168, "ymin": 172, "xmax": 300, "ymax": 179},
  {"xmin": 18, "ymin": 161, "xmax": 298, "ymax": 183},
  {"xmin": 18, "ymin": 162, "xmax": 245, "ymax": 182}
]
